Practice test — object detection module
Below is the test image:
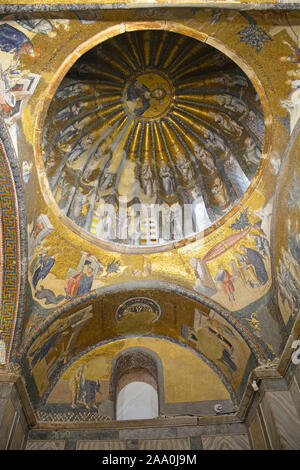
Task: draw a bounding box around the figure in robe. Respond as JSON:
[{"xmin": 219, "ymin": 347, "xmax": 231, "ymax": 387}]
[
  {"xmin": 243, "ymin": 136, "xmax": 261, "ymax": 166},
  {"xmin": 193, "ymin": 145, "xmax": 217, "ymax": 175},
  {"xmin": 215, "ymin": 95, "xmax": 247, "ymax": 115},
  {"xmin": 210, "ymin": 73, "xmax": 248, "ymax": 89},
  {"xmin": 204, "ymin": 130, "xmax": 229, "ymax": 155},
  {"xmin": 233, "ymin": 251, "xmax": 260, "ymax": 288},
  {"xmin": 59, "ymin": 121, "xmax": 82, "ymax": 143},
  {"xmin": 250, "ymin": 229, "xmax": 270, "ymax": 258},
  {"xmin": 159, "ymin": 161, "xmax": 174, "ymax": 195},
  {"xmin": 213, "ymin": 113, "xmax": 243, "ymax": 138},
  {"xmin": 288, "ymin": 222, "xmax": 300, "ymax": 266},
  {"xmin": 281, "ymin": 248, "xmax": 300, "ymax": 287},
  {"xmin": 54, "ymin": 103, "xmax": 82, "ymax": 122},
  {"xmin": 55, "ymin": 83, "xmax": 83, "ymax": 100},
  {"xmin": 140, "ymin": 162, "xmax": 154, "ymax": 197},
  {"xmin": 69, "ymin": 365, "xmax": 86, "ymax": 408},
  {"xmin": 32, "ymin": 251, "xmax": 55, "ymax": 289},
  {"xmin": 209, "ymin": 176, "xmax": 230, "ymax": 210},
  {"xmin": 82, "ymin": 379, "xmax": 100, "ymax": 409},
  {"xmin": 64, "ymin": 260, "xmax": 94, "ymax": 299},
  {"xmin": 29, "ymin": 330, "xmax": 62, "ymax": 367},
  {"xmin": 82, "ymin": 143, "xmax": 106, "ymax": 181},
  {"xmin": 126, "ymin": 79, "xmax": 151, "ymax": 116},
  {"xmin": 214, "ymin": 265, "xmax": 235, "ymax": 301},
  {"xmin": 69, "ymin": 187, "xmax": 88, "ymax": 224},
  {"xmin": 239, "ymin": 245, "xmax": 268, "ymax": 286},
  {"xmin": 100, "ymin": 166, "xmax": 115, "ymax": 191},
  {"xmin": 53, "ymin": 170, "xmax": 70, "ymax": 209},
  {"xmin": 0, "ymin": 23, "xmax": 33, "ymax": 59},
  {"xmin": 68, "ymin": 135, "xmax": 93, "ymax": 164},
  {"xmin": 29, "ymin": 308, "xmax": 93, "ymax": 371},
  {"xmin": 177, "ymin": 156, "xmax": 194, "ymax": 183}
]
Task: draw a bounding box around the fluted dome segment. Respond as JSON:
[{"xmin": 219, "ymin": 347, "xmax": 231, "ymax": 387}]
[{"xmin": 42, "ymin": 30, "xmax": 265, "ymax": 249}]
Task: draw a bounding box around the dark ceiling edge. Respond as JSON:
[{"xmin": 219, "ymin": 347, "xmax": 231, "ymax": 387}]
[{"xmin": 0, "ymin": 3, "xmax": 300, "ymax": 13}]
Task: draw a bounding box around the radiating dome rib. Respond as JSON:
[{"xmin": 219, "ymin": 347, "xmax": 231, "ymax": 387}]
[{"xmin": 42, "ymin": 30, "xmax": 265, "ymax": 249}]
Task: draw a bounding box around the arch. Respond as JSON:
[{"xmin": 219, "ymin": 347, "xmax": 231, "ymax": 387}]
[
  {"xmin": 110, "ymin": 346, "xmax": 165, "ymax": 419},
  {"xmin": 38, "ymin": 335, "xmax": 237, "ymax": 411},
  {"xmin": 116, "ymin": 381, "xmax": 158, "ymax": 421},
  {"xmin": 20, "ymin": 280, "xmax": 267, "ymax": 364}
]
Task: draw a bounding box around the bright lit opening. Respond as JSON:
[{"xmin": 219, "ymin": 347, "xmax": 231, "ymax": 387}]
[{"xmin": 116, "ymin": 381, "xmax": 158, "ymax": 420}]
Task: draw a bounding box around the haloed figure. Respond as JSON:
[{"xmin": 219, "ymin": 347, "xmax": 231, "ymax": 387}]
[
  {"xmin": 239, "ymin": 244, "xmax": 268, "ymax": 286},
  {"xmin": 159, "ymin": 161, "xmax": 174, "ymax": 196},
  {"xmin": 214, "ymin": 264, "xmax": 235, "ymax": 302},
  {"xmin": 140, "ymin": 162, "xmax": 154, "ymax": 197}
]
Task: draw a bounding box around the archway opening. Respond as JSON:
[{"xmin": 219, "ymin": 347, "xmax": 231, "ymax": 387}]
[{"xmin": 116, "ymin": 381, "xmax": 159, "ymax": 420}]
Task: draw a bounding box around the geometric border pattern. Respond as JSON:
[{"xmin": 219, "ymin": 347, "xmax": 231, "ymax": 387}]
[
  {"xmin": 0, "ymin": 3, "xmax": 300, "ymax": 13},
  {"xmin": 0, "ymin": 116, "xmax": 27, "ymax": 368}
]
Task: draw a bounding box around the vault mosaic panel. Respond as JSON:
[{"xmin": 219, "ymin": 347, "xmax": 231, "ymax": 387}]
[{"xmin": 42, "ymin": 30, "xmax": 265, "ymax": 249}]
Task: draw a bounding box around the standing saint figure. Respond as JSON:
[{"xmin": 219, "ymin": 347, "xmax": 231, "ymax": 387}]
[
  {"xmin": 32, "ymin": 249, "xmax": 55, "ymax": 290},
  {"xmin": 69, "ymin": 187, "xmax": 89, "ymax": 225},
  {"xmin": 140, "ymin": 162, "xmax": 154, "ymax": 197},
  {"xmin": 69, "ymin": 365, "xmax": 86, "ymax": 408},
  {"xmin": 214, "ymin": 264, "xmax": 235, "ymax": 302},
  {"xmin": 213, "ymin": 113, "xmax": 243, "ymax": 138},
  {"xmin": 99, "ymin": 165, "xmax": 115, "ymax": 191},
  {"xmin": 243, "ymin": 136, "xmax": 261, "ymax": 166},
  {"xmin": 177, "ymin": 154, "xmax": 194, "ymax": 183},
  {"xmin": 239, "ymin": 244, "xmax": 268, "ymax": 286},
  {"xmin": 233, "ymin": 251, "xmax": 260, "ymax": 288},
  {"xmin": 159, "ymin": 160, "xmax": 174, "ymax": 196},
  {"xmin": 65, "ymin": 260, "xmax": 95, "ymax": 299},
  {"xmin": 82, "ymin": 143, "xmax": 106, "ymax": 182},
  {"xmin": 193, "ymin": 145, "xmax": 217, "ymax": 175}
]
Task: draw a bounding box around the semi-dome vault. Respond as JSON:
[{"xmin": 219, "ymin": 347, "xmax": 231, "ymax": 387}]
[{"xmin": 42, "ymin": 30, "xmax": 265, "ymax": 248}]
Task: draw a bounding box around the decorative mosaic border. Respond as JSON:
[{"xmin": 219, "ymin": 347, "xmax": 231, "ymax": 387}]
[
  {"xmin": 0, "ymin": 117, "xmax": 28, "ymax": 367},
  {"xmin": 0, "ymin": 3, "xmax": 299, "ymax": 14},
  {"xmin": 20, "ymin": 280, "xmax": 267, "ymax": 363}
]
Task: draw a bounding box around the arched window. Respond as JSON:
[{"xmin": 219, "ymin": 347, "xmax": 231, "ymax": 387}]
[
  {"xmin": 111, "ymin": 349, "xmax": 162, "ymax": 421},
  {"xmin": 116, "ymin": 377, "xmax": 158, "ymax": 420}
]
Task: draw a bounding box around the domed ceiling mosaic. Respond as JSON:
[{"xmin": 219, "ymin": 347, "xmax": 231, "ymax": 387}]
[{"xmin": 42, "ymin": 30, "xmax": 265, "ymax": 249}]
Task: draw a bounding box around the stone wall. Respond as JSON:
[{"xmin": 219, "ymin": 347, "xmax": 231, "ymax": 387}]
[
  {"xmin": 0, "ymin": 380, "xmax": 29, "ymax": 450},
  {"xmin": 25, "ymin": 422, "xmax": 251, "ymax": 451}
]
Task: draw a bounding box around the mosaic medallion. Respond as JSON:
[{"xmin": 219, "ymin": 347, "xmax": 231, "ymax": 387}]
[
  {"xmin": 122, "ymin": 70, "xmax": 173, "ymax": 120},
  {"xmin": 115, "ymin": 297, "xmax": 161, "ymax": 323}
]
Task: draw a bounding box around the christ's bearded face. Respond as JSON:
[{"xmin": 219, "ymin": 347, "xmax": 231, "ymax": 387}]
[{"xmin": 151, "ymin": 88, "xmax": 166, "ymax": 100}]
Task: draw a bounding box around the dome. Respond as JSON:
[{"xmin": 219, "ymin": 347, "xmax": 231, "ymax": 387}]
[{"xmin": 42, "ymin": 30, "xmax": 265, "ymax": 249}]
